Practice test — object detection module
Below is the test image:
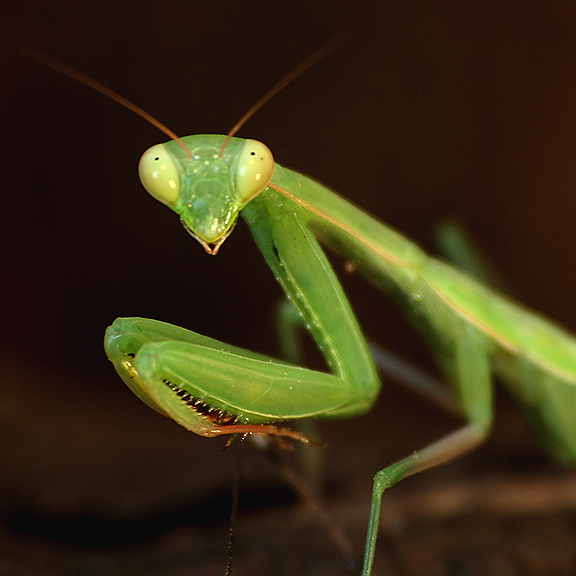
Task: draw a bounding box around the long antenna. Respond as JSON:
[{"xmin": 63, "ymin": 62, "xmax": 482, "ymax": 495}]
[
  {"xmin": 219, "ymin": 27, "xmax": 353, "ymax": 155},
  {"xmin": 23, "ymin": 47, "xmax": 192, "ymax": 158},
  {"xmin": 25, "ymin": 30, "xmax": 352, "ymax": 161}
]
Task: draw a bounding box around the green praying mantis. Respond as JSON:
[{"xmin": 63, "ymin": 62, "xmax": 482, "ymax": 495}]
[{"xmin": 28, "ymin": 44, "xmax": 576, "ymax": 576}]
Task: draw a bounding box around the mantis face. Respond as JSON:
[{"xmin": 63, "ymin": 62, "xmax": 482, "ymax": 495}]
[{"xmin": 138, "ymin": 134, "xmax": 274, "ymax": 254}]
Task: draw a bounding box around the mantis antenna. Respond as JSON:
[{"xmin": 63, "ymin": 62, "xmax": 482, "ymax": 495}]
[
  {"xmin": 219, "ymin": 27, "xmax": 353, "ymax": 154},
  {"xmin": 23, "ymin": 47, "xmax": 193, "ymax": 158},
  {"xmin": 23, "ymin": 29, "xmax": 352, "ymax": 158}
]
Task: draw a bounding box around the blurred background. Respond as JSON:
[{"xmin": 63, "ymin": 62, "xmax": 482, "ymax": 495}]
[{"xmin": 2, "ymin": 1, "xmax": 576, "ymax": 574}]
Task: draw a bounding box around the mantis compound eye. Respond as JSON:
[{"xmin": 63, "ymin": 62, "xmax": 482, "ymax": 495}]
[
  {"xmin": 234, "ymin": 139, "xmax": 274, "ymax": 203},
  {"xmin": 138, "ymin": 143, "xmax": 180, "ymax": 206}
]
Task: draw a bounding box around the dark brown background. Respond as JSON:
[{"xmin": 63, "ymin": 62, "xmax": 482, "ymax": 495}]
[{"xmin": 2, "ymin": 1, "xmax": 576, "ymax": 574}]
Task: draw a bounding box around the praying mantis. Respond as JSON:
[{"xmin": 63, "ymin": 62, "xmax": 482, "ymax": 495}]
[{"xmin": 27, "ymin": 43, "xmax": 576, "ymax": 576}]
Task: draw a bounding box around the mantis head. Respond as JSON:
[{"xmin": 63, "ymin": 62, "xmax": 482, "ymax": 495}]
[{"xmin": 138, "ymin": 135, "xmax": 274, "ymax": 254}]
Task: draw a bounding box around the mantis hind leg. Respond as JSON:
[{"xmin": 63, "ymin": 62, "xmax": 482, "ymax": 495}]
[
  {"xmin": 368, "ymin": 341, "xmax": 462, "ymax": 417},
  {"xmin": 360, "ymin": 323, "xmax": 494, "ymax": 576},
  {"xmin": 434, "ymin": 219, "xmax": 512, "ymax": 295}
]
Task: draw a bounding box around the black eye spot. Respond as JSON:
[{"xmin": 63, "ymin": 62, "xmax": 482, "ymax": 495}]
[
  {"xmin": 154, "ymin": 157, "xmax": 160, "ymax": 161},
  {"xmin": 250, "ymin": 151, "xmax": 255, "ymax": 155}
]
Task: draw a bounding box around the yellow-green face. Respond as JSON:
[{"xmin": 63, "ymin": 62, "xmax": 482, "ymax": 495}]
[{"xmin": 138, "ymin": 134, "xmax": 274, "ymax": 254}]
